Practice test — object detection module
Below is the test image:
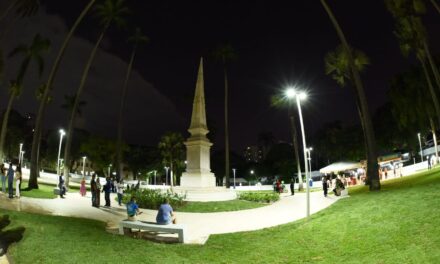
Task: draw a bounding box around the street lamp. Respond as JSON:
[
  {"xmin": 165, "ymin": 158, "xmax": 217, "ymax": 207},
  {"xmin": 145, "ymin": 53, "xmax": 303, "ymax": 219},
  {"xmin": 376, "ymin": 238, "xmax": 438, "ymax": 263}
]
[
  {"xmin": 20, "ymin": 151, "xmax": 25, "ymax": 165},
  {"xmin": 57, "ymin": 129, "xmax": 65, "ymax": 175},
  {"xmin": 19, "ymin": 143, "xmax": 23, "ymax": 164},
  {"xmin": 232, "ymin": 168, "xmax": 236, "ymax": 189},
  {"xmin": 286, "ymin": 87, "xmax": 310, "ymax": 218},
  {"xmin": 306, "ymin": 147, "xmax": 313, "ymax": 187},
  {"xmin": 108, "ymin": 164, "xmax": 112, "ymax": 177},
  {"xmin": 82, "ymin": 156, "xmax": 87, "ymax": 176},
  {"xmin": 164, "ymin": 166, "xmax": 169, "ymax": 185},
  {"xmin": 417, "ymin": 133, "xmax": 423, "ymax": 162}
]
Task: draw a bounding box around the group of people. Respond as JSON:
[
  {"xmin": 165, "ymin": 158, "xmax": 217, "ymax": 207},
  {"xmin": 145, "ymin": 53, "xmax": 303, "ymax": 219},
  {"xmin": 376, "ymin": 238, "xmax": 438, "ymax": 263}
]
[
  {"xmin": 322, "ymin": 176, "xmax": 345, "ymax": 197},
  {"xmin": 273, "ymin": 179, "xmax": 286, "ymax": 193},
  {"xmin": 87, "ymin": 174, "xmax": 125, "ymax": 208},
  {"xmin": 1, "ymin": 163, "xmax": 22, "ymax": 199},
  {"xmin": 126, "ymin": 196, "xmax": 176, "ymax": 225}
]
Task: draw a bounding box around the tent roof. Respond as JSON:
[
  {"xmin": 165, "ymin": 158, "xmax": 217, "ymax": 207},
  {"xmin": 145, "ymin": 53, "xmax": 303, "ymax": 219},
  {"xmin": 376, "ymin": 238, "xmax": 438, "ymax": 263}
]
[{"xmin": 319, "ymin": 161, "xmax": 362, "ymax": 174}]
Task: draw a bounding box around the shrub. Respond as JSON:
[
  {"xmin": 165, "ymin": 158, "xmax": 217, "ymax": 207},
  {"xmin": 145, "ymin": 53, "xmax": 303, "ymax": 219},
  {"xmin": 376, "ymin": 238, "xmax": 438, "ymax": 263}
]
[
  {"xmin": 238, "ymin": 192, "xmax": 280, "ymax": 203},
  {"xmin": 122, "ymin": 188, "xmax": 187, "ymax": 210}
]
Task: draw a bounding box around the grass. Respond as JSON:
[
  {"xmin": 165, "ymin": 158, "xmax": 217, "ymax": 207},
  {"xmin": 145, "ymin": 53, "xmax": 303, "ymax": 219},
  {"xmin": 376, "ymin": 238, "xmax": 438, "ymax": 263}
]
[
  {"xmin": 2, "ymin": 168, "xmax": 440, "ymax": 263},
  {"xmin": 176, "ymin": 199, "xmax": 266, "ymax": 212}
]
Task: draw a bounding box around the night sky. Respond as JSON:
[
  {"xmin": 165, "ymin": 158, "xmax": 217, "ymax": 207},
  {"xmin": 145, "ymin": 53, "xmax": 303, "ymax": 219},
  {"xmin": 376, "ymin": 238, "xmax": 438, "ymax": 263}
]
[{"xmin": 1, "ymin": 0, "xmax": 439, "ymax": 153}]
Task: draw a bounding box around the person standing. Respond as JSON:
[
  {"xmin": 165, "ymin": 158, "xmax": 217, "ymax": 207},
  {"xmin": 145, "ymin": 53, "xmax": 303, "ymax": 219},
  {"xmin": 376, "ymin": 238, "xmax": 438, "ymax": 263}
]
[
  {"xmin": 102, "ymin": 177, "xmax": 112, "ymax": 207},
  {"xmin": 290, "ymin": 178, "xmax": 295, "ymax": 196},
  {"xmin": 116, "ymin": 179, "xmax": 124, "ymax": 206},
  {"xmin": 90, "ymin": 174, "xmax": 97, "ymax": 207},
  {"xmin": 15, "ymin": 165, "xmax": 22, "ymax": 198},
  {"xmin": 0, "ymin": 164, "xmax": 6, "ymax": 193},
  {"xmin": 7, "ymin": 163, "xmax": 14, "ymax": 198},
  {"xmin": 58, "ymin": 174, "xmax": 66, "ymax": 198},
  {"xmin": 80, "ymin": 177, "xmax": 87, "ymax": 197},
  {"xmin": 427, "ymin": 156, "xmax": 432, "ymax": 170},
  {"xmin": 322, "ymin": 177, "xmax": 328, "ymax": 197},
  {"xmin": 95, "ymin": 175, "xmax": 101, "ymax": 207}
]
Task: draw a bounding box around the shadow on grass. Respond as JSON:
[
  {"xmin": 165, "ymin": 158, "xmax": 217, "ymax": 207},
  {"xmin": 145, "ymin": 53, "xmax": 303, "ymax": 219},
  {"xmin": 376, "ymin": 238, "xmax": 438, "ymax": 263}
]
[{"xmin": 0, "ymin": 215, "xmax": 25, "ymax": 256}]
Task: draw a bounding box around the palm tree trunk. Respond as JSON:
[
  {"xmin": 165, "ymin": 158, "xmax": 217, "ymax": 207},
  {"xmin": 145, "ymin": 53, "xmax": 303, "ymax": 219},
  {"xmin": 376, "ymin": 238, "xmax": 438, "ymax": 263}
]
[
  {"xmin": 29, "ymin": 0, "xmax": 96, "ymax": 189},
  {"xmin": 423, "ymin": 41, "xmax": 440, "ymax": 92},
  {"xmin": 64, "ymin": 28, "xmax": 107, "ymax": 187},
  {"xmin": 420, "ymin": 56, "xmax": 440, "ymax": 127},
  {"xmin": 288, "ymin": 104, "xmax": 303, "ymax": 190},
  {"xmin": 354, "ymin": 89, "xmax": 370, "ymax": 184},
  {"xmin": 321, "ymin": 0, "xmax": 380, "ymax": 191},
  {"xmin": 0, "ymin": 93, "xmax": 15, "ymax": 161},
  {"xmin": 224, "ymin": 66, "xmax": 230, "ymax": 188},
  {"xmin": 117, "ymin": 44, "xmax": 137, "ymax": 182},
  {"xmin": 431, "ymin": 0, "xmax": 440, "ymax": 15}
]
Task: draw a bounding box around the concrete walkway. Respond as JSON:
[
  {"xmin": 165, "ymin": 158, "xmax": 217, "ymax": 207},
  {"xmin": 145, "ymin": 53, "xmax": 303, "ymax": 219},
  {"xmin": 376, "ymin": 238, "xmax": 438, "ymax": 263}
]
[{"xmin": 0, "ymin": 189, "xmax": 342, "ymax": 244}]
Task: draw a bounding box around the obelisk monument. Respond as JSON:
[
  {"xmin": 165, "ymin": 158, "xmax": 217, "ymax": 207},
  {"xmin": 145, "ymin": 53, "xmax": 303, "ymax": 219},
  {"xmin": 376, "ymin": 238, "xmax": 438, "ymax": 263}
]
[{"xmin": 180, "ymin": 58, "xmax": 216, "ymax": 188}]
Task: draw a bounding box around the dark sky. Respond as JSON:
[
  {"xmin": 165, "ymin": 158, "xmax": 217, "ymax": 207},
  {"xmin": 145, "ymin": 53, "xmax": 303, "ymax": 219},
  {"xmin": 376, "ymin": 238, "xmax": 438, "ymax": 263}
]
[{"xmin": 2, "ymin": 0, "xmax": 440, "ymax": 153}]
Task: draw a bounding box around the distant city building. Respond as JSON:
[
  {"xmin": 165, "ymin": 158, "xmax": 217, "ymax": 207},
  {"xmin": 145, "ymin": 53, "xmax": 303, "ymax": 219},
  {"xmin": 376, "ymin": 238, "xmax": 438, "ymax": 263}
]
[{"xmin": 244, "ymin": 146, "xmax": 263, "ymax": 163}]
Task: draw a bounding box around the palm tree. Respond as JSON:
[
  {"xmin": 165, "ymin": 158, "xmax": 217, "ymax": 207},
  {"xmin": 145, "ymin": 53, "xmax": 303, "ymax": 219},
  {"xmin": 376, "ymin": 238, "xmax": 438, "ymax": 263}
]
[
  {"xmin": 158, "ymin": 132, "xmax": 185, "ymax": 186},
  {"xmin": 321, "ymin": 0, "xmax": 380, "ymax": 190},
  {"xmin": 63, "ymin": 0, "xmax": 129, "ymax": 186},
  {"xmin": 325, "ymin": 45, "xmax": 371, "ymax": 173},
  {"xmin": 429, "ymin": 0, "xmax": 440, "ymax": 14},
  {"xmin": 386, "ymin": 0, "xmax": 440, "ymax": 126},
  {"xmin": 0, "ymin": 34, "xmax": 49, "ymax": 161},
  {"xmin": 0, "ymin": 0, "xmax": 40, "ymax": 23},
  {"xmin": 116, "ymin": 27, "xmax": 149, "ymax": 181},
  {"xmin": 212, "ymin": 43, "xmax": 236, "ymax": 188},
  {"xmin": 28, "ymin": 0, "xmax": 97, "ymax": 189},
  {"xmin": 270, "ymin": 95, "xmax": 304, "ymax": 190}
]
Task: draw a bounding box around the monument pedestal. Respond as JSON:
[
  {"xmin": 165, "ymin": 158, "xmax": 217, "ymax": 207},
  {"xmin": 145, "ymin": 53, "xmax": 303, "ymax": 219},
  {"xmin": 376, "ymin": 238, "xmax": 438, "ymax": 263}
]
[
  {"xmin": 180, "ymin": 171, "xmax": 216, "ymax": 188},
  {"xmin": 173, "ymin": 186, "xmax": 237, "ymax": 201}
]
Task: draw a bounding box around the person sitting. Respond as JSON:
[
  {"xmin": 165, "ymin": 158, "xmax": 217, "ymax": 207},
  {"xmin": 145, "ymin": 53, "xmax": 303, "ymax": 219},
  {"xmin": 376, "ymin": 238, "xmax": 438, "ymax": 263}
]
[
  {"xmin": 156, "ymin": 198, "xmax": 176, "ymax": 225},
  {"xmin": 126, "ymin": 196, "xmax": 140, "ymax": 221}
]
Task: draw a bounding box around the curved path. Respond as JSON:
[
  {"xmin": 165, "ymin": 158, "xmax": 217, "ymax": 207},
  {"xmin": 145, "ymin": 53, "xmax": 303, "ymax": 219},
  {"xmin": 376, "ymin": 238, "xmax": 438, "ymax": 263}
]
[{"xmin": 0, "ymin": 191, "xmax": 342, "ymax": 244}]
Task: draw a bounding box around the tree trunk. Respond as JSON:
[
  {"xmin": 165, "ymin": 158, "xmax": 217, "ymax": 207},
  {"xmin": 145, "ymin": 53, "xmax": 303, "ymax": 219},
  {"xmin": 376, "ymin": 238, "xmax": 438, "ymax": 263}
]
[
  {"xmin": 431, "ymin": 0, "xmax": 440, "ymax": 15},
  {"xmin": 28, "ymin": 0, "xmax": 96, "ymax": 189},
  {"xmin": 424, "ymin": 41, "xmax": 440, "ymax": 92},
  {"xmin": 420, "ymin": 56, "xmax": 440, "ymax": 127},
  {"xmin": 321, "ymin": 0, "xmax": 380, "ymax": 191},
  {"xmin": 224, "ymin": 65, "xmax": 230, "ymax": 188},
  {"xmin": 0, "ymin": 93, "xmax": 15, "ymax": 161},
  {"xmin": 288, "ymin": 104, "xmax": 303, "ymax": 190},
  {"xmin": 117, "ymin": 45, "xmax": 137, "ymax": 182},
  {"xmin": 64, "ymin": 28, "xmax": 107, "ymax": 187},
  {"xmin": 353, "ymin": 88, "xmax": 370, "ymax": 184}
]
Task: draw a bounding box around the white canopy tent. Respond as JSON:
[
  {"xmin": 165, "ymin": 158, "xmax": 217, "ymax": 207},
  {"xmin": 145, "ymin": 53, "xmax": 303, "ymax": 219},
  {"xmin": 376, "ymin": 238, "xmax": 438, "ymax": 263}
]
[{"xmin": 319, "ymin": 161, "xmax": 363, "ymax": 174}]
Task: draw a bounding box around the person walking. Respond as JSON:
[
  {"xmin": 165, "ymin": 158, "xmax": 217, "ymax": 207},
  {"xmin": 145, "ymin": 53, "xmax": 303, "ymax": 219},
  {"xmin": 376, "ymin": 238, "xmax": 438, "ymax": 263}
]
[
  {"xmin": 0, "ymin": 164, "xmax": 6, "ymax": 193},
  {"xmin": 90, "ymin": 174, "xmax": 97, "ymax": 207},
  {"xmin": 290, "ymin": 178, "xmax": 295, "ymax": 196},
  {"xmin": 322, "ymin": 177, "xmax": 328, "ymax": 197},
  {"xmin": 15, "ymin": 165, "xmax": 22, "ymax": 198},
  {"xmin": 7, "ymin": 163, "xmax": 14, "ymax": 198},
  {"xmin": 102, "ymin": 177, "xmax": 112, "ymax": 207},
  {"xmin": 116, "ymin": 179, "xmax": 124, "ymax": 206},
  {"xmin": 80, "ymin": 177, "xmax": 87, "ymax": 197},
  {"xmin": 427, "ymin": 156, "xmax": 432, "ymax": 170}
]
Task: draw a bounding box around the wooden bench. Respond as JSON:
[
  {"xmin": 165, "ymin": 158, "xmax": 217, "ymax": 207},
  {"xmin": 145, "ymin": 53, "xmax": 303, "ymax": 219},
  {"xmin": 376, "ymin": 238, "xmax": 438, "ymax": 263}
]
[{"xmin": 119, "ymin": 220, "xmax": 187, "ymax": 243}]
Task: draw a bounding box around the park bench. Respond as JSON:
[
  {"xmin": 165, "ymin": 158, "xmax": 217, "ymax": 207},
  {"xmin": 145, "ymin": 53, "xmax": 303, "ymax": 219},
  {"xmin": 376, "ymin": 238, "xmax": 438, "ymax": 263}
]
[{"xmin": 119, "ymin": 220, "xmax": 187, "ymax": 243}]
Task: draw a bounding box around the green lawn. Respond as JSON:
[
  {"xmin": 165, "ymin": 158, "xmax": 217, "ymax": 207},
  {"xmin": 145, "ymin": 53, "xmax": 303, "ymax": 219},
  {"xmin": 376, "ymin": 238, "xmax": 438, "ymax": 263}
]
[
  {"xmin": 2, "ymin": 168, "xmax": 440, "ymax": 263},
  {"xmin": 177, "ymin": 199, "xmax": 266, "ymax": 213},
  {"xmin": 15, "ymin": 182, "xmax": 57, "ymax": 199}
]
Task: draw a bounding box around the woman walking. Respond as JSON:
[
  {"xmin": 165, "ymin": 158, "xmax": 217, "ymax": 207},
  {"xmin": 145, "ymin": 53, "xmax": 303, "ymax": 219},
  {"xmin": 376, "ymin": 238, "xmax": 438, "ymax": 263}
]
[
  {"xmin": 80, "ymin": 177, "xmax": 87, "ymax": 197},
  {"xmin": 15, "ymin": 164, "xmax": 22, "ymax": 198}
]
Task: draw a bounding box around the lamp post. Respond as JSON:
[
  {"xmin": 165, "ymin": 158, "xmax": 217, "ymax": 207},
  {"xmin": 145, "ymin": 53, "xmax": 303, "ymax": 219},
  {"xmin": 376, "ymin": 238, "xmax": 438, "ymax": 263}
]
[
  {"xmin": 82, "ymin": 156, "xmax": 87, "ymax": 176},
  {"xmin": 417, "ymin": 133, "xmax": 423, "ymax": 162},
  {"xmin": 20, "ymin": 151, "xmax": 25, "ymax": 165},
  {"xmin": 164, "ymin": 166, "xmax": 169, "ymax": 185},
  {"xmin": 18, "ymin": 143, "xmax": 23, "ymax": 164},
  {"xmin": 57, "ymin": 130, "xmax": 65, "ymax": 175},
  {"xmin": 108, "ymin": 164, "xmax": 112, "ymax": 177},
  {"xmin": 307, "ymin": 147, "xmax": 313, "ymax": 187},
  {"xmin": 154, "ymin": 170, "xmax": 157, "ymax": 185},
  {"xmin": 286, "ymin": 87, "xmax": 310, "ymax": 218},
  {"xmin": 232, "ymin": 168, "xmax": 236, "ymax": 189}
]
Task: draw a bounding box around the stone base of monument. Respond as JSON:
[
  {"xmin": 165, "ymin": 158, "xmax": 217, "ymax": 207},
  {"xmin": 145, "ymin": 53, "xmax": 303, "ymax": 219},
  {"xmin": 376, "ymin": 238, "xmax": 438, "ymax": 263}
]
[{"xmin": 172, "ymin": 186, "xmax": 237, "ymax": 202}]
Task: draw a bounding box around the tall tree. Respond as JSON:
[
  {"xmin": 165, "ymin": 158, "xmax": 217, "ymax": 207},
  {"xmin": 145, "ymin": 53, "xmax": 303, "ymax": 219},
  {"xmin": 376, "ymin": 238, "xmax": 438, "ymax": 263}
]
[
  {"xmin": 0, "ymin": 34, "xmax": 49, "ymax": 161},
  {"xmin": 386, "ymin": 0, "xmax": 440, "ymax": 126},
  {"xmin": 63, "ymin": 0, "xmax": 129, "ymax": 186},
  {"xmin": 116, "ymin": 27, "xmax": 149, "ymax": 180},
  {"xmin": 158, "ymin": 132, "xmax": 185, "ymax": 186},
  {"xmin": 212, "ymin": 43, "xmax": 236, "ymax": 188},
  {"xmin": 429, "ymin": 0, "xmax": 440, "ymax": 15},
  {"xmin": 270, "ymin": 95, "xmax": 304, "ymax": 190},
  {"xmin": 28, "ymin": 0, "xmax": 97, "ymax": 189},
  {"xmin": 321, "ymin": 0, "xmax": 380, "ymax": 190}
]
